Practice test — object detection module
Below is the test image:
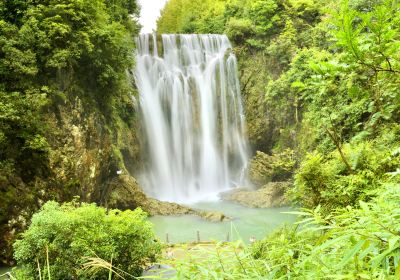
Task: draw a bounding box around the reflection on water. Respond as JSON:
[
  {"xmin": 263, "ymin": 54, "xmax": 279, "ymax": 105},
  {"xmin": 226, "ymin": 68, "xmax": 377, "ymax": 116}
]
[{"xmin": 149, "ymin": 200, "xmax": 296, "ymax": 244}]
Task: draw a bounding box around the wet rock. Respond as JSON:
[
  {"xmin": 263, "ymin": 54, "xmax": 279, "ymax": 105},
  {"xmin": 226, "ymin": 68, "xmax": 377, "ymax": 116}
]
[
  {"xmin": 105, "ymin": 175, "xmax": 233, "ymax": 222},
  {"xmin": 248, "ymin": 150, "xmax": 295, "ymax": 187},
  {"xmin": 144, "ymin": 198, "xmax": 195, "ymax": 216},
  {"xmin": 141, "ymin": 264, "xmax": 176, "ymax": 279},
  {"xmin": 220, "ymin": 182, "xmax": 291, "ymax": 208},
  {"xmin": 199, "ymin": 211, "xmax": 230, "ymax": 222}
]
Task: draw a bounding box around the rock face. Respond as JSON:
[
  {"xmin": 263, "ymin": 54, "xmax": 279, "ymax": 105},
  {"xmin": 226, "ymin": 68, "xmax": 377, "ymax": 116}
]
[
  {"xmin": 248, "ymin": 150, "xmax": 295, "ymax": 187},
  {"xmin": 220, "ymin": 182, "xmax": 291, "ymax": 208},
  {"xmin": 1, "ymin": 94, "xmax": 142, "ymax": 265}
]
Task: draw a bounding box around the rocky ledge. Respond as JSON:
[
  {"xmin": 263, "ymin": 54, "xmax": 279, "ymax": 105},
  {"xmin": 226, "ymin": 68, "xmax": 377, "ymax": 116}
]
[
  {"xmin": 220, "ymin": 182, "xmax": 291, "ymax": 208},
  {"xmin": 104, "ymin": 175, "xmax": 194, "ymax": 215},
  {"xmin": 104, "ymin": 175, "xmax": 230, "ymax": 222}
]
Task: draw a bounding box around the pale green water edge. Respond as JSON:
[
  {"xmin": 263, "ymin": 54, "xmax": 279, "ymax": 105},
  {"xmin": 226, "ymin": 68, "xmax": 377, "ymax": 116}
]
[{"xmin": 149, "ymin": 201, "xmax": 296, "ymax": 244}]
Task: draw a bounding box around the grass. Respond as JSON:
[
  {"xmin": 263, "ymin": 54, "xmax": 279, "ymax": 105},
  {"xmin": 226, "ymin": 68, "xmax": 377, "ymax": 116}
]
[{"xmin": 81, "ymin": 255, "xmax": 138, "ymax": 280}]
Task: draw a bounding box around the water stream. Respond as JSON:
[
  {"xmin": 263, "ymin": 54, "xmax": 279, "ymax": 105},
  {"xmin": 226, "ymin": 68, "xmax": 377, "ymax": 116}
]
[{"xmin": 135, "ymin": 34, "xmax": 249, "ymax": 203}]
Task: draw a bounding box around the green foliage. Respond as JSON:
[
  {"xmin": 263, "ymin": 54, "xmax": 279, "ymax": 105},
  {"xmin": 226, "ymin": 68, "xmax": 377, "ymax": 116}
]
[
  {"xmin": 252, "ymin": 183, "xmax": 400, "ymax": 279},
  {"xmin": 0, "ymin": 89, "xmax": 51, "ymax": 263},
  {"xmin": 13, "ymin": 201, "xmax": 161, "ymax": 279},
  {"xmin": 0, "ymin": 0, "xmax": 139, "ymax": 181},
  {"xmin": 158, "ymin": 0, "xmax": 321, "ymax": 52},
  {"xmin": 0, "ymin": 0, "xmax": 140, "ymax": 264},
  {"xmin": 0, "ymin": 90, "xmax": 50, "ymax": 182},
  {"xmin": 171, "ymin": 241, "xmax": 272, "ymax": 279},
  {"xmin": 172, "ymin": 183, "xmax": 400, "ymax": 279},
  {"xmin": 266, "ymin": 19, "xmax": 297, "ymax": 70},
  {"xmin": 291, "ymin": 126, "xmax": 400, "ymax": 210},
  {"xmin": 157, "ymin": 1, "xmax": 400, "ymax": 278},
  {"xmin": 225, "ymin": 18, "xmax": 255, "ymax": 44},
  {"xmin": 248, "ymin": 0, "xmax": 281, "ymax": 34},
  {"xmin": 157, "ymin": 0, "xmax": 227, "ymax": 34}
]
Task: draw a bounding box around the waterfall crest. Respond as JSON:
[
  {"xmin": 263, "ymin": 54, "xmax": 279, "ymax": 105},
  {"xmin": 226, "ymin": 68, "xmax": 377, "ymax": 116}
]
[{"xmin": 135, "ymin": 34, "xmax": 249, "ymax": 203}]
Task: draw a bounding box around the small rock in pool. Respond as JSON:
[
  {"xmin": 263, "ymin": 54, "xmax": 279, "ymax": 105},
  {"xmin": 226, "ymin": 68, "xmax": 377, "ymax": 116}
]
[
  {"xmin": 141, "ymin": 264, "xmax": 176, "ymax": 279},
  {"xmin": 200, "ymin": 211, "xmax": 230, "ymax": 222}
]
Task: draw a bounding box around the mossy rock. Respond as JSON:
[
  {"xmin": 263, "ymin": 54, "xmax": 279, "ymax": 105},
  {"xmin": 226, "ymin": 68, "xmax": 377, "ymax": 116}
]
[
  {"xmin": 199, "ymin": 211, "xmax": 230, "ymax": 222},
  {"xmin": 220, "ymin": 182, "xmax": 291, "ymax": 208},
  {"xmin": 248, "ymin": 150, "xmax": 295, "ymax": 187},
  {"xmin": 105, "ymin": 175, "xmax": 194, "ymax": 216},
  {"xmin": 105, "ymin": 175, "xmax": 232, "ymax": 222}
]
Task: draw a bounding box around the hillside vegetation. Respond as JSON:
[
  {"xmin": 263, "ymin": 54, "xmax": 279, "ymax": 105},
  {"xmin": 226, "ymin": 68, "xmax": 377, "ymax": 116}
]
[
  {"xmin": 1, "ymin": 0, "xmax": 399, "ymax": 278},
  {"xmin": 157, "ymin": 0, "xmax": 400, "ymax": 278},
  {"xmin": 0, "ymin": 0, "xmax": 141, "ymax": 264}
]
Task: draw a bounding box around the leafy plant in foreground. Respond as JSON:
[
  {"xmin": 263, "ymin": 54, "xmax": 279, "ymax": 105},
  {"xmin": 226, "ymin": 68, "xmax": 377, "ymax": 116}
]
[
  {"xmin": 171, "ymin": 182, "xmax": 400, "ymax": 279},
  {"xmin": 13, "ymin": 201, "xmax": 161, "ymax": 279}
]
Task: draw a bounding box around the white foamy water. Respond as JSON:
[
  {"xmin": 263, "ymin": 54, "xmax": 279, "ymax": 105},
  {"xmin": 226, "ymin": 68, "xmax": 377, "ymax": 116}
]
[{"xmin": 135, "ymin": 34, "xmax": 249, "ymax": 203}]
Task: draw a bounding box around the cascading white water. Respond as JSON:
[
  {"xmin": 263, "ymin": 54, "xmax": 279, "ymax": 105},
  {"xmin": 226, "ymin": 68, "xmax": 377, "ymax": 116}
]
[{"xmin": 135, "ymin": 34, "xmax": 249, "ymax": 203}]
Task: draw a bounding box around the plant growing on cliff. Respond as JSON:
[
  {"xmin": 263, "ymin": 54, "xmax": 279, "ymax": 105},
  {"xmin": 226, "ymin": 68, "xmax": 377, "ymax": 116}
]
[
  {"xmin": 13, "ymin": 201, "xmax": 161, "ymax": 279},
  {"xmin": 0, "ymin": 0, "xmax": 140, "ymax": 264},
  {"xmin": 291, "ymin": 125, "xmax": 400, "ymax": 210}
]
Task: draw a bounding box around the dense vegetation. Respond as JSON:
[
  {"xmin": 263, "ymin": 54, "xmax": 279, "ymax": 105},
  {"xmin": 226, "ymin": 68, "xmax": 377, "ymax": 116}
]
[
  {"xmin": 2, "ymin": 0, "xmax": 399, "ymax": 278},
  {"xmin": 13, "ymin": 201, "xmax": 161, "ymax": 279},
  {"xmin": 0, "ymin": 0, "xmax": 140, "ymax": 264},
  {"xmin": 158, "ymin": 0, "xmax": 400, "ymax": 278}
]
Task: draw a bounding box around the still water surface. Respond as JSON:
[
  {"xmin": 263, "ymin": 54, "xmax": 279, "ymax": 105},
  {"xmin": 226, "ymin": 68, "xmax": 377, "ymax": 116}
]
[{"xmin": 149, "ymin": 201, "xmax": 296, "ymax": 244}]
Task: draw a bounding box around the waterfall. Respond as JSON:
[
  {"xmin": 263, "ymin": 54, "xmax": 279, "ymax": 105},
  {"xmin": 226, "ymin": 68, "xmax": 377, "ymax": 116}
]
[{"xmin": 135, "ymin": 34, "xmax": 249, "ymax": 203}]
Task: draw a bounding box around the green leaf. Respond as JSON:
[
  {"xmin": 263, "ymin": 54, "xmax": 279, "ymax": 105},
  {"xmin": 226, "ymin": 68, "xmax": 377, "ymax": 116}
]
[{"xmin": 336, "ymin": 239, "xmax": 366, "ymax": 269}]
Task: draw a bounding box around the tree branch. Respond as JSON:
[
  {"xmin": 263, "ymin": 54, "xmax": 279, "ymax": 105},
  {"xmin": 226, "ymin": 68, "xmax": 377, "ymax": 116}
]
[{"xmin": 325, "ymin": 127, "xmax": 354, "ymax": 174}]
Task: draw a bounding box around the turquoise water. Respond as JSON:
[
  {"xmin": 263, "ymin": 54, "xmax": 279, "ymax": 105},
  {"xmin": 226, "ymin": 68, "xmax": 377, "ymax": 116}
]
[{"xmin": 149, "ymin": 201, "xmax": 296, "ymax": 244}]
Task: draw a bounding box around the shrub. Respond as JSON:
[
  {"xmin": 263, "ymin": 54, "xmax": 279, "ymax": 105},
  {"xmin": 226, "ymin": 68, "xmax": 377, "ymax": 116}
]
[
  {"xmin": 252, "ymin": 183, "xmax": 400, "ymax": 279},
  {"xmin": 291, "ymin": 134, "xmax": 400, "ymax": 210},
  {"xmin": 171, "ymin": 183, "xmax": 400, "ymax": 279},
  {"xmin": 225, "ymin": 18, "xmax": 255, "ymax": 43},
  {"xmin": 13, "ymin": 201, "xmax": 161, "ymax": 279}
]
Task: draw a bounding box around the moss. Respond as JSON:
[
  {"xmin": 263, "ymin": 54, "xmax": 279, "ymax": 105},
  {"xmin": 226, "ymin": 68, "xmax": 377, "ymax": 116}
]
[
  {"xmin": 248, "ymin": 150, "xmax": 295, "ymax": 187},
  {"xmin": 221, "ymin": 182, "xmax": 291, "ymax": 208}
]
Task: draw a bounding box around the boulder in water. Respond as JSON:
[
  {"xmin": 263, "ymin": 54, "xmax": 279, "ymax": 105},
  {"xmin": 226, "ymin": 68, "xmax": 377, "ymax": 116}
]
[
  {"xmin": 141, "ymin": 264, "xmax": 176, "ymax": 279},
  {"xmin": 103, "ymin": 175, "xmax": 195, "ymax": 216},
  {"xmin": 220, "ymin": 182, "xmax": 291, "ymax": 208},
  {"xmin": 199, "ymin": 211, "xmax": 230, "ymax": 222},
  {"xmin": 104, "ymin": 175, "xmax": 230, "ymax": 221}
]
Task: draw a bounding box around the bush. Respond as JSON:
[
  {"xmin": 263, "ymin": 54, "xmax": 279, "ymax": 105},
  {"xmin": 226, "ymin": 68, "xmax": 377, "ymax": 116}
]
[
  {"xmin": 13, "ymin": 201, "xmax": 161, "ymax": 279},
  {"xmin": 171, "ymin": 183, "xmax": 400, "ymax": 279},
  {"xmin": 291, "ymin": 132, "xmax": 400, "ymax": 210},
  {"xmin": 225, "ymin": 18, "xmax": 255, "ymax": 43},
  {"xmin": 251, "ymin": 183, "xmax": 400, "ymax": 279}
]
